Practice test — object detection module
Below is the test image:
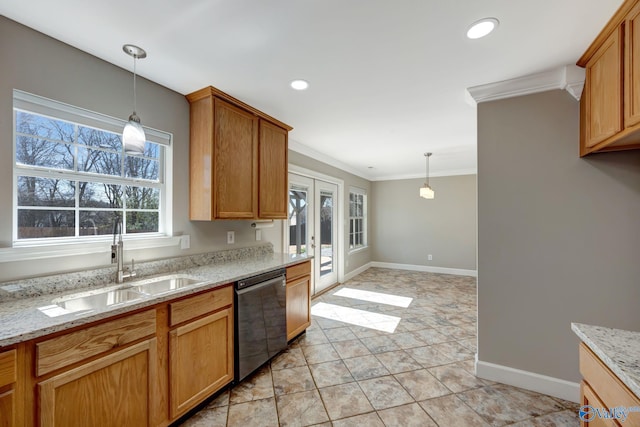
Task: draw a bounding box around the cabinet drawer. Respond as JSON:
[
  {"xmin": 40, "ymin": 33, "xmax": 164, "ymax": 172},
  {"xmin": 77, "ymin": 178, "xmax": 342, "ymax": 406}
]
[
  {"xmin": 170, "ymin": 285, "xmax": 233, "ymax": 327},
  {"xmin": 0, "ymin": 349, "xmax": 16, "ymax": 388},
  {"xmin": 579, "ymin": 343, "xmax": 640, "ymax": 413},
  {"xmin": 36, "ymin": 309, "xmax": 156, "ymax": 376},
  {"xmin": 287, "ymin": 261, "xmax": 311, "ymax": 282}
]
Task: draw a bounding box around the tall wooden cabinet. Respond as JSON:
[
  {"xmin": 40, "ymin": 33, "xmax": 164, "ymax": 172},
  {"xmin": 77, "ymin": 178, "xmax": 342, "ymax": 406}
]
[
  {"xmin": 578, "ymin": 0, "xmax": 640, "ymax": 155},
  {"xmin": 187, "ymin": 86, "xmax": 292, "ymax": 220}
]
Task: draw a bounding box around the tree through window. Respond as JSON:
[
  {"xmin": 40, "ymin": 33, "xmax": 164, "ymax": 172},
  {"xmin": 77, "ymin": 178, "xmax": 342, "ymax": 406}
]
[{"xmin": 13, "ymin": 92, "xmax": 168, "ymax": 242}]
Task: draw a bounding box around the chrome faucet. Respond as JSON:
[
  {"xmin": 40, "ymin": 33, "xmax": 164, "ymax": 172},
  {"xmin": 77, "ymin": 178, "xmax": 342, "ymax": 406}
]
[{"xmin": 111, "ymin": 217, "xmax": 136, "ymax": 284}]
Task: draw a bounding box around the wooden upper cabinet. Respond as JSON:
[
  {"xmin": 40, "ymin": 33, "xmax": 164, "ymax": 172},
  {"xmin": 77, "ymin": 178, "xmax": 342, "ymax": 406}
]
[
  {"xmin": 583, "ymin": 27, "xmax": 623, "ymax": 150},
  {"xmin": 259, "ymin": 120, "xmax": 288, "ymax": 219},
  {"xmin": 578, "ymin": 0, "xmax": 640, "ymax": 155},
  {"xmin": 214, "ymin": 99, "xmax": 258, "ymax": 219},
  {"xmin": 626, "ymin": 3, "xmax": 640, "ymax": 127},
  {"xmin": 187, "ymin": 86, "xmax": 292, "ymax": 220}
]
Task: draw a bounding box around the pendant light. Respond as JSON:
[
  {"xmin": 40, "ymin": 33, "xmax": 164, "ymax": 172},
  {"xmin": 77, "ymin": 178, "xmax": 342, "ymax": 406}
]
[
  {"xmin": 420, "ymin": 152, "xmax": 435, "ymax": 199},
  {"xmin": 122, "ymin": 44, "xmax": 147, "ymax": 155}
]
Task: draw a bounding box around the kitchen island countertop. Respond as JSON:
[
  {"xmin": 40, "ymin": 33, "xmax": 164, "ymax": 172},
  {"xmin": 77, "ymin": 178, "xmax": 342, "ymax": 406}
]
[{"xmin": 572, "ymin": 322, "xmax": 640, "ymax": 398}]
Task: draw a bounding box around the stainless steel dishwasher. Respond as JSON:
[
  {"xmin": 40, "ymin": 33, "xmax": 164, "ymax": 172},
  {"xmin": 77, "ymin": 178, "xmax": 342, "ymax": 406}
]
[{"xmin": 234, "ymin": 268, "xmax": 287, "ymax": 382}]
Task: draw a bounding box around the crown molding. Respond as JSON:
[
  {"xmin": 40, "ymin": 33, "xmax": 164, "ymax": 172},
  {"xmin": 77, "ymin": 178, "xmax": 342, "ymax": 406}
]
[
  {"xmin": 466, "ymin": 65, "xmax": 585, "ymax": 104},
  {"xmin": 288, "ymin": 139, "xmax": 374, "ymax": 180},
  {"xmin": 370, "ymin": 168, "xmax": 477, "ymax": 182}
]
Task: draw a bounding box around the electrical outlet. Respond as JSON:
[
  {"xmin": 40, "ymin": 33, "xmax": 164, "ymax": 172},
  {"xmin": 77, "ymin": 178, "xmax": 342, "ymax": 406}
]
[
  {"xmin": 180, "ymin": 235, "xmax": 190, "ymax": 250},
  {"xmin": 255, "ymin": 229, "xmax": 262, "ymax": 241},
  {"xmin": 428, "ymin": 254, "xmax": 433, "ymax": 261},
  {"xmin": 227, "ymin": 231, "xmax": 235, "ymax": 244}
]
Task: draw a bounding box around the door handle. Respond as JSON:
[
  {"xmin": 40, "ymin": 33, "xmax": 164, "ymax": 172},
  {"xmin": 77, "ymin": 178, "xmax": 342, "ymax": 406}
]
[{"xmin": 311, "ymin": 236, "xmax": 316, "ymax": 249}]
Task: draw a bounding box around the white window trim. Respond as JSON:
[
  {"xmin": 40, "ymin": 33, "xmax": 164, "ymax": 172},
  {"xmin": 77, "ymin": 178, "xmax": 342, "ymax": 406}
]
[
  {"xmin": 4, "ymin": 90, "xmax": 175, "ymax": 262},
  {"xmin": 348, "ymin": 186, "xmax": 368, "ymax": 253}
]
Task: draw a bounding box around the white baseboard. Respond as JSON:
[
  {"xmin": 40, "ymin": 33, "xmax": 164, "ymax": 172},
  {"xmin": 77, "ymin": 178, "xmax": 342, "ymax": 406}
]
[
  {"xmin": 475, "ymin": 358, "xmax": 579, "ymax": 403},
  {"xmin": 370, "ymin": 261, "xmax": 477, "ymax": 277},
  {"xmin": 342, "ymin": 262, "xmax": 372, "ymax": 282}
]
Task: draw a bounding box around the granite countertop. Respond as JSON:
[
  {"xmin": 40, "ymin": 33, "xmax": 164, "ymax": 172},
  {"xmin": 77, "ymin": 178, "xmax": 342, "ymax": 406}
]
[
  {"xmin": 0, "ymin": 251, "xmax": 310, "ymax": 348},
  {"xmin": 572, "ymin": 323, "xmax": 640, "ymax": 398}
]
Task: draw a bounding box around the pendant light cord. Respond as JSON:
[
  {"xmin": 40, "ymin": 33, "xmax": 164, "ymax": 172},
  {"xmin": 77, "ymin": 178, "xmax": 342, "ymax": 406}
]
[
  {"xmin": 425, "ymin": 153, "xmax": 431, "ymax": 186},
  {"xmin": 133, "ymin": 55, "xmax": 137, "ymax": 115},
  {"xmin": 426, "ymin": 154, "xmax": 429, "ymax": 185}
]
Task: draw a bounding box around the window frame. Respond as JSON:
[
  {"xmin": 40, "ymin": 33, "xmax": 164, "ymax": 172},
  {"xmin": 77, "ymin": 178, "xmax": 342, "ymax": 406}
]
[
  {"xmin": 11, "ymin": 89, "xmax": 173, "ymax": 249},
  {"xmin": 348, "ymin": 187, "xmax": 367, "ymax": 252}
]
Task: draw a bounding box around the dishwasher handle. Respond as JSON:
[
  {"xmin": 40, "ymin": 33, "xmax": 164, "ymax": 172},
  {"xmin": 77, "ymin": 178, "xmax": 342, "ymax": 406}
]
[{"xmin": 235, "ymin": 275, "xmax": 286, "ymax": 295}]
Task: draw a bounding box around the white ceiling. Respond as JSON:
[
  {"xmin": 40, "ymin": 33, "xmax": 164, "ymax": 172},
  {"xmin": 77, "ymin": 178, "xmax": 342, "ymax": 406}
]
[{"xmin": 0, "ymin": 0, "xmax": 623, "ymax": 180}]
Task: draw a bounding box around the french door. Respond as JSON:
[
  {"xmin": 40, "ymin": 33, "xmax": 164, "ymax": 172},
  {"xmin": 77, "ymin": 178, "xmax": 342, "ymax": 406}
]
[{"xmin": 288, "ymin": 173, "xmax": 338, "ymax": 295}]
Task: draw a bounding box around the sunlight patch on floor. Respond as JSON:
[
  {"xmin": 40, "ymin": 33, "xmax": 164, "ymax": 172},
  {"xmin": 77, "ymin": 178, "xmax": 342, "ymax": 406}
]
[
  {"xmin": 311, "ymin": 302, "xmax": 400, "ymax": 333},
  {"xmin": 333, "ymin": 287, "xmax": 413, "ymax": 308}
]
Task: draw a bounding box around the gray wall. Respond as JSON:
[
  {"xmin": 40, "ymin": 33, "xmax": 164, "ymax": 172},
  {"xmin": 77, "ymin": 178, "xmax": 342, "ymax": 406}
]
[
  {"xmin": 371, "ymin": 175, "xmax": 477, "ymax": 271},
  {"xmin": 288, "ymin": 151, "xmax": 372, "ymax": 276},
  {"xmin": 0, "ymin": 17, "xmax": 281, "ymax": 281},
  {"xmin": 477, "ymin": 89, "xmax": 640, "ymax": 383}
]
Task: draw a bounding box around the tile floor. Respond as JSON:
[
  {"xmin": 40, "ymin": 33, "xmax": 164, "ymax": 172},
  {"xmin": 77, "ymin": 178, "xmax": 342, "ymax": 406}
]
[{"xmin": 181, "ymin": 268, "xmax": 579, "ymax": 427}]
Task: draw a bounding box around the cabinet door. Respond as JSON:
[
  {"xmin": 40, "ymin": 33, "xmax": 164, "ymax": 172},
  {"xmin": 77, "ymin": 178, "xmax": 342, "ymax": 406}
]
[
  {"xmin": 584, "ymin": 26, "xmax": 623, "ymax": 150},
  {"xmin": 0, "ymin": 389, "xmax": 14, "ymax": 427},
  {"xmin": 214, "ymin": 98, "xmax": 258, "ymax": 219},
  {"xmin": 169, "ymin": 307, "xmax": 233, "ymax": 419},
  {"xmin": 580, "ymin": 382, "xmax": 618, "ymax": 427},
  {"xmin": 259, "ymin": 120, "xmax": 288, "ymax": 219},
  {"xmin": 626, "ymin": 4, "xmax": 640, "ymax": 128},
  {"xmin": 286, "ymin": 275, "xmax": 311, "ymax": 341},
  {"xmin": 38, "ymin": 339, "xmax": 158, "ymax": 427}
]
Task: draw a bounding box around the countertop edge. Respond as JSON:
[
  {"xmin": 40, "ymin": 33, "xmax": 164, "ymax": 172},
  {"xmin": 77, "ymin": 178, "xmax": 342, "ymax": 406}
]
[
  {"xmin": 571, "ymin": 322, "xmax": 640, "ymax": 398},
  {"xmin": 0, "ymin": 255, "xmax": 311, "ymax": 348}
]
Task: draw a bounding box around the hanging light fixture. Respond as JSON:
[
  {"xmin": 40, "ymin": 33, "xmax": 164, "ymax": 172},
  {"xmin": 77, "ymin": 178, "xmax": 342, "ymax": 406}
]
[
  {"xmin": 420, "ymin": 152, "xmax": 435, "ymax": 199},
  {"xmin": 122, "ymin": 44, "xmax": 147, "ymax": 155}
]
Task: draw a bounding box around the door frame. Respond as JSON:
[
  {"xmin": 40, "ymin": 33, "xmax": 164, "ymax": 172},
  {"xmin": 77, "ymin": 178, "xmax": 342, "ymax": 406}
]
[{"xmin": 285, "ymin": 165, "xmax": 345, "ymax": 285}]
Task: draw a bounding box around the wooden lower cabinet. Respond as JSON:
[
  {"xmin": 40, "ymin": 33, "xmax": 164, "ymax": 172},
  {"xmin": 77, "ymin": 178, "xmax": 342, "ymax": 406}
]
[
  {"xmin": 169, "ymin": 306, "xmax": 233, "ymax": 420},
  {"xmin": 286, "ymin": 261, "xmax": 312, "ymax": 341},
  {"xmin": 7, "ymin": 284, "xmax": 237, "ymax": 426},
  {"xmin": 579, "ymin": 343, "xmax": 640, "ymax": 427},
  {"xmin": 38, "ymin": 338, "xmax": 158, "ymax": 427},
  {"xmin": 580, "ymin": 382, "xmax": 619, "ymax": 427},
  {"xmin": 0, "ymin": 348, "xmax": 17, "ymax": 427},
  {"xmin": 0, "ymin": 389, "xmax": 14, "ymax": 427},
  {"xmin": 286, "ymin": 275, "xmax": 311, "ymax": 341}
]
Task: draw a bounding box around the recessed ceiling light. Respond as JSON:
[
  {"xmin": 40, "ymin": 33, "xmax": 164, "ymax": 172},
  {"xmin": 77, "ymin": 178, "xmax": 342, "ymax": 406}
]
[
  {"xmin": 290, "ymin": 79, "xmax": 309, "ymax": 90},
  {"xmin": 466, "ymin": 18, "xmax": 499, "ymax": 39}
]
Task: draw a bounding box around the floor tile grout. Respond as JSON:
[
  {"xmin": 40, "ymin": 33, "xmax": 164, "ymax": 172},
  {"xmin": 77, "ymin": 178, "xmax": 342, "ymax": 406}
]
[{"xmin": 181, "ymin": 268, "xmax": 578, "ymax": 427}]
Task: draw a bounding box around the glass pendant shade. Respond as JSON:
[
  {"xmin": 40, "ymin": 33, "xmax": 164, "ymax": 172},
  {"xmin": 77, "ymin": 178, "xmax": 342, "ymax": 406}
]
[
  {"xmin": 123, "ymin": 113, "xmax": 146, "ymax": 155},
  {"xmin": 122, "ymin": 44, "xmax": 147, "ymax": 156},
  {"xmin": 420, "ymin": 184, "xmax": 435, "ymax": 199}
]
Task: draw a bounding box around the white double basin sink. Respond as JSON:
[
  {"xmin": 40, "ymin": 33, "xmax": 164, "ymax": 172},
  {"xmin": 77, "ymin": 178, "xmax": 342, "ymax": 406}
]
[{"xmin": 50, "ymin": 274, "xmax": 202, "ymax": 315}]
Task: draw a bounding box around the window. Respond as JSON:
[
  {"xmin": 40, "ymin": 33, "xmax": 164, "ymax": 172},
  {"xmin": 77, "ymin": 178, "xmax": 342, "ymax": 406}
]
[
  {"xmin": 13, "ymin": 90, "xmax": 172, "ymax": 244},
  {"xmin": 349, "ymin": 188, "xmax": 367, "ymax": 250}
]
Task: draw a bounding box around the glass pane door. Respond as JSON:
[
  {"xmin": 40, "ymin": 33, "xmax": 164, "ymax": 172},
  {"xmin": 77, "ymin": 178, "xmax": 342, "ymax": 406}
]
[
  {"xmin": 289, "ymin": 185, "xmax": 310, "ymax": 256},
  {"xmin": 288, "ymin": 174, "xmax": 339, "ymax": 296},
  {"xmin": 315, "ymin": 181, "xmax": 338, "ymax": 294}
]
